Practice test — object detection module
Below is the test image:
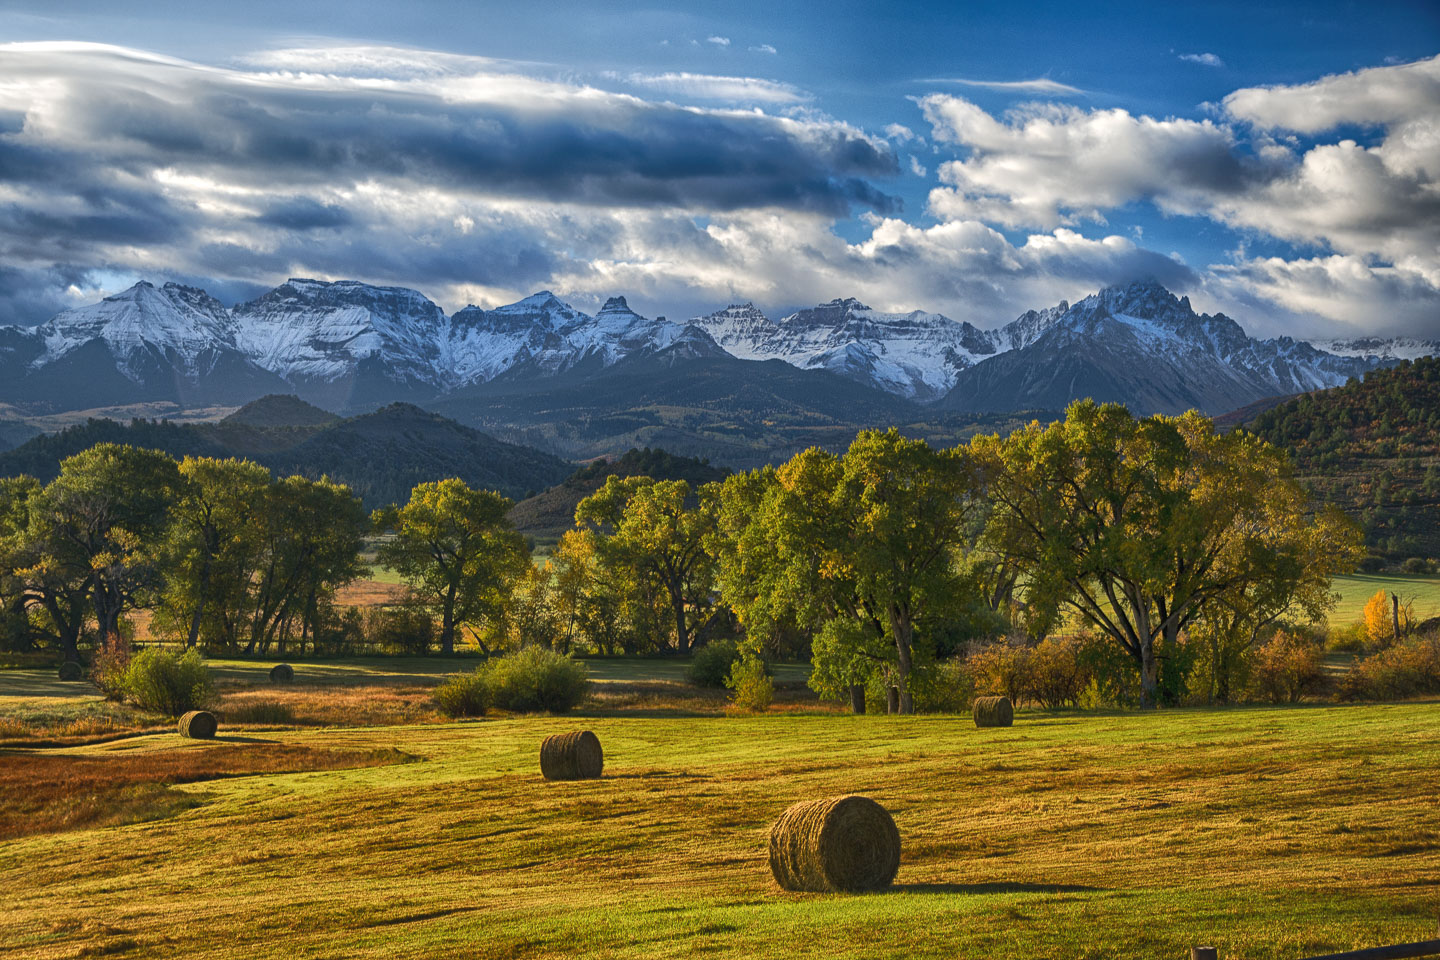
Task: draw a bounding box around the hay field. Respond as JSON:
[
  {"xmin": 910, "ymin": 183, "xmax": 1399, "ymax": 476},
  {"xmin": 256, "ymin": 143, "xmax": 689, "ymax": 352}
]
[
  {"xmin": 1330, "ymin": 573, "xmax": 1440, "ymax": 625},
  {"xmin": 2, "ymin": 697, "xmax": 1438, "ymax": 959}
]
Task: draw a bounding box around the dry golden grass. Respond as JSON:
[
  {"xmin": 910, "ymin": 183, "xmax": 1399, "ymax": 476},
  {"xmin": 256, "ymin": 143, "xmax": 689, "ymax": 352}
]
[{"xmin": 0, "ymin": 742, "xmax": 411, "ymax": 840}]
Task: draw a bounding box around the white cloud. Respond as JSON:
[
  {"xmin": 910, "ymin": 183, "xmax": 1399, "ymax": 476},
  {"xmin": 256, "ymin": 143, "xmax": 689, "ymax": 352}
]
[
  {"xmin": 884, "ymin": 123, "xmax": 916, "ymax": 143},
  {"xmin": 1203, "ymin": 254, "xmax": 1440, "ymax": 338},
  {"xmin": 909, "ymin": 155, "xmax": 928, "ymax": 177},
  {"xmin": 1179, "ymin": 53, "xmax": 1224, "ymax": 67},
  {"xmin": 1223, "ymin": 54, "xmax": 1440, "ymax": 133},
  {"xmin": 749, "ymin": 44, "xmax": 778, "ymax": 55},
  {"xmin": 707, "ymin": 36, "xmax": 730, "ymax": 47},
  {"xmin": 622, "ymin": 71, "xmax": 808, "ymax": 103},
  {"xmin": 919, "ymin": 95, "xmax": 1241, "ymax": 228},
  {"xmin": 919, "ymin": 77, "xmax": 1084, "ymax": 97}
]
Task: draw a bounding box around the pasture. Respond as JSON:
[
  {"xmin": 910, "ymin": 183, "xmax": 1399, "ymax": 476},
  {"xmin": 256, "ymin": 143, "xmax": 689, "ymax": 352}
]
[
  {"xmin": 1330, "ymin": 573, "xmax": 1440, "ymax": 625},
  {"xmin": 1, "ymin": 660, "xmax": 1437, "ymax": 960}
]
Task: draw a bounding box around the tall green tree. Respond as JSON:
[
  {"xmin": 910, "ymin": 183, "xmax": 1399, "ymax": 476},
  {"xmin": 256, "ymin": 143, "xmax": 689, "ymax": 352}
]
[
  {"xmin": 715, "ymin": 429, "xmax": 983, "ymax": 713},
  {"xmin": 34, "ymin": 444, "xmax": 181, "ymax": 643},
  {"xmin": 574, "ymin": 476, "xmax": 719, "ymax": 655},
  {"xmin": 975, "ymin": 401, "xmax": 1362, "ymax": 708},
  {"xmin": 375, "ymin": 479, "xmax": 526, "ymax": 655},
  {"xmin": 157, "ymin": 457, "xmax": 273, "ymax": 648},
  {"xmin": 245, "ymin": 475, "xmax": 368, "ymax": 655}
]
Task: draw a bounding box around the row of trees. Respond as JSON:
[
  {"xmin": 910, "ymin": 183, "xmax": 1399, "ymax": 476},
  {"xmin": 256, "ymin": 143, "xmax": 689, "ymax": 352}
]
[
  {"xmin": 2, "ymin": 402, "xmax": 1361, "ymax": 714},
  {"xmin": 531, "ymin": 402, "xmax": 1361, "ymax": 710}
]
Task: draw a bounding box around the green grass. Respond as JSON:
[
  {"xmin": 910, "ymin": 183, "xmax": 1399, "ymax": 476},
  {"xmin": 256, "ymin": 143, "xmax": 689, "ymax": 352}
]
[
  {"xmin": 2, "ymin": 701, "xmax": 1437, "ymax": 958},
  {"xmin": 1329, "ymin": 572, "xmax": 1440, "ymax": 625}
]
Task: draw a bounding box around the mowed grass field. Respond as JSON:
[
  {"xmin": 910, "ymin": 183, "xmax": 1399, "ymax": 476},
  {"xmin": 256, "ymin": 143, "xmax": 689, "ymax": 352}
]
[
  {"xmin": 1330, "ymin": 573, "xmax": 1440, "ymax": 625},
  {"xmin": 2, "ymin": 680, "xmax": 1438, "ymax": 959}
]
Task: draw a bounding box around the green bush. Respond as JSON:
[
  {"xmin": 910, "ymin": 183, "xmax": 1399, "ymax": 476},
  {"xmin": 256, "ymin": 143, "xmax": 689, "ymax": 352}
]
[
  {"xmin": 120, "ymin": 648, "xmax": 215, "ymax": 717},
  {"xmin": 482, "ymin": 646, "xmax": 589, "ymax": 714},
  {"xmin": 433, "ymin": 672, "xmax": 490, "ymax": 718},
  {"xmin": 725, "ymin": 657, "xmax": 773, "ymax": 712},
  {"xmin": 1326, "ymin": 620, "xmax": 1369, "ymax": 653},
  {"xmin": 687, "ymin": 639, "xmax": 740, "ymax": 688}
]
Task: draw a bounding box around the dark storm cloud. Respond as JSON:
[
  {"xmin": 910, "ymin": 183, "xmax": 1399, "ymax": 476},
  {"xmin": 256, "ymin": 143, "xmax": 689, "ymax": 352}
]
[
  {"xmin": 254, "ymin": 197, "xmax": 354, "ymax": 230},
  {"xmin": 4, "ymin": 45, "xmax": 898, "ymax": 217}
]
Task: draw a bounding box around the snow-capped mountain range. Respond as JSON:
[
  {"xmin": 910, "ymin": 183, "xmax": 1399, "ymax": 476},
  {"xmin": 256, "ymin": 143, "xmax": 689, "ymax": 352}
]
[{"xmin": 0, "ymin": 277, "xmax": 1432, "ymax": 416}]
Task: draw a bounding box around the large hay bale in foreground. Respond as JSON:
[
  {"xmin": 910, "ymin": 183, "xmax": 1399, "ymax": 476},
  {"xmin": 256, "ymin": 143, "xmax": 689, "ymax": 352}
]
[
  {"xmin": 57, "ymin": 661, "xmax": 84, "ymax": 681},
  {"xmin": 973, "ymin": 695, "xmax": 1014, "ymax": 727},
  {"xmin": 178, "ymin": 710, "xmax": 217, "ymax": 740},
  {"xmin": 269, "ymin": 663, "xmax": 294, "ymax": 683},
  {"xmin": 539, "ymin": 730, "xmax": 603, "ymax": 780},
  {"xmin": 769, "ymin": 795, "xmax": 900, "ymax": 892}
]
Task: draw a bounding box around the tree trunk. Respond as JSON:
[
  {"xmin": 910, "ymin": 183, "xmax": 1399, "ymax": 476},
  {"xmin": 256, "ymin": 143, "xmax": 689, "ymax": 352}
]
[
  {"xmin": 886, "ymin": 685, "xmax": 899, "ymax": 714},
  {"xmin": 849, "ymin": 684, "xmax": 866, "ymax": 715},
  {"xmin": 1392, "ymin": 592, "xmax": 1401, "ymax": 640},
  {"xmin": 1139, "ymin": 633, "xmax": 1159, "ymax": 708},
  {"xmin": 670, "ymin": 577, "xmax": 689, "ymax": 655},
  {"xmin": 440, "ymin": 581, "xmax": 457, "ymax": 656},
  {"xmin": 186, "ymin": 558, "xmax": 211, "ymax": 649},
  {"xmin": 890, "ymin": 609, "xmax": 915, "ymax": 714}
]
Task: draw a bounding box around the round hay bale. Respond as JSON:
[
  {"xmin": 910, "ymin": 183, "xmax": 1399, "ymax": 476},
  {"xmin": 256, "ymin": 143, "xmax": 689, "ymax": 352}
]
[
  {"xmin": 539, "ymin": 730, "xmax": 603, "ymax": 780},
  {"xmin": 768, "ymin": 795, "xmax": 900, "ymax": 893},
  {"xmin": 269, "ymin": 663, "xmax": 294, "ymax": 683},
  {"xmin": 178, "ymin": 710, "xmax": 217, "ymax": 740},
  {"xmin": 972, "ymin": 695, "xmax": 1014, "ymax": 728},
  {"xmin": 57, "ymin": 661, "xmax": 84, "ymax": 682}
]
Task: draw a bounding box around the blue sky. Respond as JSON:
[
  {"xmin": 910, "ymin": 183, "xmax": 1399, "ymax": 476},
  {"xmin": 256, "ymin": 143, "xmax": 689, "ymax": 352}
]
[{"xmin": 0, "ymin": 0, "xmax": 1436, "ymax": 336}]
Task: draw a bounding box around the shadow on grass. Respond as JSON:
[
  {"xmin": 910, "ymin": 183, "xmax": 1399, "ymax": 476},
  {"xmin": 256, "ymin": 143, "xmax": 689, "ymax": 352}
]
[
  {"xmin": 210, "ymin": 735, "xmax": 281, "ymax": 745},
  {"xmin": 891, "ymin": 882, "xmax": 1102, "ymax": 895}
]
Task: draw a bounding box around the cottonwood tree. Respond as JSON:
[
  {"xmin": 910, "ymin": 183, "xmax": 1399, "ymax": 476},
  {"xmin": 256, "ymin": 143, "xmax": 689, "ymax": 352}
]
[
  {"xmin": 0, "ymin": 476, "xmax": 90, "ymax": 657},
  {"xmin": 245, "ymin": 475, "xmax": 368, "ymax": 654},
  {"xmin": 34, "ymin": 444, "xmax": 181, "ymax": 644},
  {"xmin": 375, "ymin": 479, "xmax": 527, "ymax": 655},
  {"xmin": 574, "ymin": 476, "xmax": 719, "ymax": 655},
  {"xmin": 975, "ymin": 401, "xmax": 1361, "ymax": 708},
  {"xmin": 715, "ymin": 429, "xmax": 982, "ymax": 713},
  {"xmin": 157, "ymin": 457, "xmax": 273, "ymax": 648}
]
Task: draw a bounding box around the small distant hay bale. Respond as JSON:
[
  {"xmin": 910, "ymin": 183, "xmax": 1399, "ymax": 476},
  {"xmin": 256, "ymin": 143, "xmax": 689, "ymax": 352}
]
[
  {"xmin": 57, "ymin": 661, "xmax": 84, "ymax": 682},
  {"xmin": 178, "ymin": 710, "xmax": 218, "ymax": 740},
  {"xmin": 973, "ymin": 695, "xmax": 1014, "ymax": 727},
  {"xmin": 269, "ymin": 663, "xmax": 294, "ymax": 683},
  {"xmin": 768, "ymin": 795, "xmax": 900, "ymax": 893},
  {"xmin": 539, "ymin": 730, "xmax": 603, "ymax": 780}
]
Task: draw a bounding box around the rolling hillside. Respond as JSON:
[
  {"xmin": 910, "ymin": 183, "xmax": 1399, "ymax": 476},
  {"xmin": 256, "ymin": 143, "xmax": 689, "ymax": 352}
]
[
  {"xmin": 0, "ymin": 397, "xmax": 573, "ymax": 508},
  {"xmin": 1247, "ymin": 357, "xmax": 1440, "ymax": 567}
]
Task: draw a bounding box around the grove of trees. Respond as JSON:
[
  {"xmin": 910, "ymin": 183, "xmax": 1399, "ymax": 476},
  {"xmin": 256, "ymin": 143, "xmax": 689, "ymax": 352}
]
[{"xmin": 1, "ymin": 401, "xmax": 1367, "ymax": 713}]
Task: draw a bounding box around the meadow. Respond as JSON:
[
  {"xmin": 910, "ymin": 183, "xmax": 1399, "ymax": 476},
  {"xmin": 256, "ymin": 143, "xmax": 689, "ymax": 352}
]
[
  {"xmin": 1, "ymin": 660, "xmax": 1438, "ymax": 960},
  {"xmin": 1330, "ymin": 573, "xmax": 1440, "ymax": 625}
]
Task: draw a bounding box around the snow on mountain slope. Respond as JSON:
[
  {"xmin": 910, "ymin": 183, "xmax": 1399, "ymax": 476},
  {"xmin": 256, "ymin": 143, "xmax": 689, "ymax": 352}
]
[
  {"xmin": 941, "ymin": 281, "xmax": 1388, "ymax": 415},
  {"xmin": 444, "ymin": 291, "xmax": 590, "ymax": 383},
  {"xmin": 1306, "ymin": 337, "xmax": 1440, "ymax": 361},
  {"xmin": 32, "ymin": 281, "xmax": 236, "ymax": 379},
  {"xmin": 230, "ymin": 279, "xmax": 450, "ymax": 387},
  {"xmin": 693, "ymin": 297, "xmax": 1001, "ymax": 400},
  {"xmin": 0, "ymin": 275, "xmax": 1426, "ymax": 416}
]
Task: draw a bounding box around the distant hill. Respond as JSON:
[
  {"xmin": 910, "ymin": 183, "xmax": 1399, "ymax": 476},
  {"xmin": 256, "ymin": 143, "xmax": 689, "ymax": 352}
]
[
  {"xmin": 222, "ymin": 394, "xmax": 339, "ymax": 428},
  {"xmin": 0, "ymin": 398, "xmax": 572, "ymax": 508},
  {"xmin": 509, "ymin": 447, "xmax": 731, "ymax": 545},
  {"xmin": 1248, "ymin": 357, "xmax": 1440, "ymax": 568},
  {"xmin": 1213, "ymin": 393, "xmax": 1302, "ymax": 431}
]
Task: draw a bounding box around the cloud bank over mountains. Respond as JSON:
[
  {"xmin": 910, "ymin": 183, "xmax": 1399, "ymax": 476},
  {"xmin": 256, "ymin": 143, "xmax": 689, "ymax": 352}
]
[{"xmin": 0, "ymin": 42, "xmax": 1435, "ymax": 338}]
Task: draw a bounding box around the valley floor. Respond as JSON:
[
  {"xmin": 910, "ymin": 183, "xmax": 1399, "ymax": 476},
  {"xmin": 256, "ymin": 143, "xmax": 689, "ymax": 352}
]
[{"xmin": 1, "ymin": 696, "xmax": 1437, "ymax": 959}]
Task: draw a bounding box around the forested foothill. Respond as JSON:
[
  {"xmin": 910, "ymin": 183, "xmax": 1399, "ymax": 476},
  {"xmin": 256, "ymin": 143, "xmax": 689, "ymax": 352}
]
[
  {"xmin": 6, "ymin": 397, "xmax": 1436, "ymax": 721},
  {"xmin": 1248, "ymin": 356, "xmax": 1440, "ymax": 570}
]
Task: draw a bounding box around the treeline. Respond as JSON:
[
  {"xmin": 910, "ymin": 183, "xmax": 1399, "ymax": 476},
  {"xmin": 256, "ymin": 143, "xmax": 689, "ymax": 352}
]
[
  {"xmin": 2, "ymin": 401, "xmax": 1366, "ymax": 712},
  {"xmin": 486, "ymin": 400, "xmax": 1362, "ymax": 710},
  {"xmin": 1250, "ymin": 356, "xmax": 1440, "ymax": 568}
]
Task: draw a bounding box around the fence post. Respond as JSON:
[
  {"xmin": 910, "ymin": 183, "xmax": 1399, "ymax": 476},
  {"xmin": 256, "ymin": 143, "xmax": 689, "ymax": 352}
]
[
  {"xmin": 1192, "ymin": 948, "xmax": 1218, "ymax": 960},
  {"xmin": 849, "ymin": 684, "xmax": 866, "ymax": 715}
]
